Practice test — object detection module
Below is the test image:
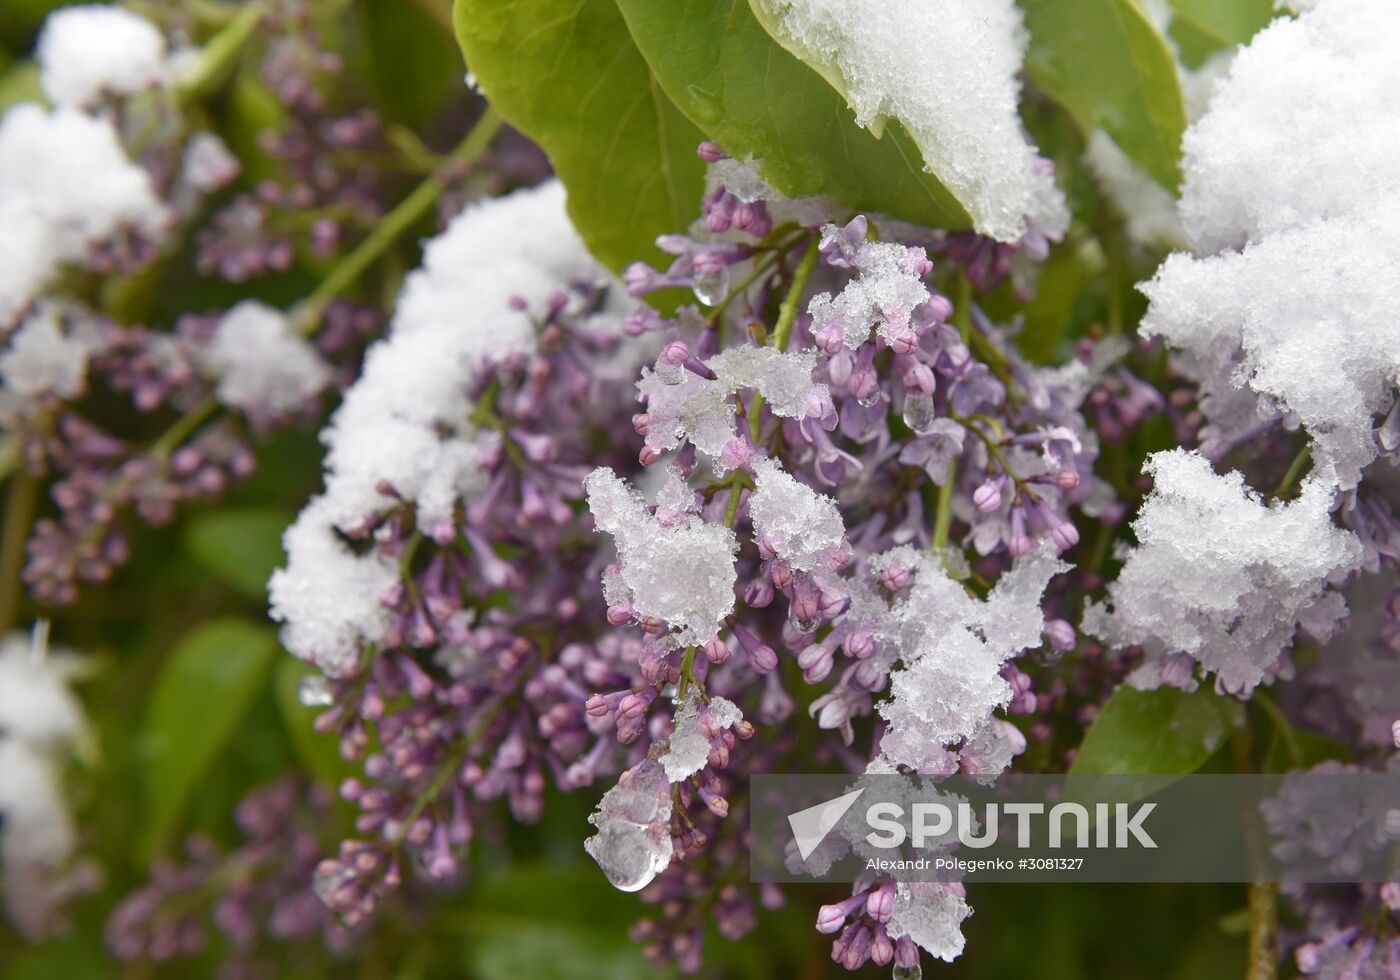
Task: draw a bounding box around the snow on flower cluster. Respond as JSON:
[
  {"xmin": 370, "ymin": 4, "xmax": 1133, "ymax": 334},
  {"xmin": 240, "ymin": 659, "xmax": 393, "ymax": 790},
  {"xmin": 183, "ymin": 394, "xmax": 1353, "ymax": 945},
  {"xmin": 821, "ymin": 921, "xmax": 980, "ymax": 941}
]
[
  {"xmin": 752, "ymin": 0, "xmax": 1068, "ymax": 243},
  {"xmin": 657, "ymin": 690, "xmax": 745, "ymax": 782},
  {"xmin": 0, "ymin": 629, "xmax": 93, "ymax": 938},
  {"xmin": 1139, "ymin": 0, "xmax": 1400, "ymax": 487},
  {"xmin": 585, "ymin": 466, "xmax": 739, "ymax": 646},
  {"xmin": 861, "ymin": 543, "xmax": 1065, "ymax": 775},
  {"xmin": 0, "ymin": 103, "xmax": 167, "ymax": 324},
  {"xmin": 37, "ymin": 4, "xmax": 168, "ymax": 109},
  {"xmin": 0, "ymin": 303, "xmax": 104, "ymax": 405},
  {"xmin": 270, "ymin": 181, "xmax": 615, "ymax": 673},
  {"xmin": 636, "ymin": 345, "xmax": 833, "ymax": 467},
  {"xmin": 1084, "ymin": 450, "xmax": 1362, "ymax": 695},
  {"xmin": 201, "ymin": 301, "xmax": 331, "ymax": 421},
  {"xmin": 749, "ymin": 457, "xmax": 847, "ymax": 572}
]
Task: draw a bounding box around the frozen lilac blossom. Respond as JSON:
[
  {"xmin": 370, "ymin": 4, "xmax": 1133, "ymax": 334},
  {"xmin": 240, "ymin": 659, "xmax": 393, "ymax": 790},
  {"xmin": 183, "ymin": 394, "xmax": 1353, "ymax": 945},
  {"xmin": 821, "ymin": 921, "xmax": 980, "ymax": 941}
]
[
  {"xmin": 871, "ymin": 544, "xmax": 1065, "ymax": 774},
  {"xmin": 268, "ymin": 497, "xmax": 398, "ymax": 677},
  {"xmin": 752, "ymin": 0, "xmax": 1067, "ymax": 242},
  {"xmin": 583, "ymin": 760, "xmax": 674, "ymax": 893},
  {"xmin": 585, "ymin": 467, "xmax": 738, "ymax": 645},
  {"xmin": 658, "ymin": 691, "xmax": 744, "ymax": 782},
  {"xmin": 1140, "ymin": 0, "xmax": 1400, "ymax": 486},
  {"xmin": 637, "ymin": 346, "xmax": 832, "ymax": 466},
  {"xmin": 0, "ymin": 303, "xmax": 105, "ymax": 403},
  {"xmin": 1084, "ymin": 450, "xmax": 1362, "ymax": 696},
  {"xmin": 37, "ymin": 5, "xmax": 167, "ymax": 109},
  {"xmin": 0, "ymin": 104, "xmax": 167, "ymax": 324},
  {"xmin": 0, "ymin": 630, "xmax": 94, "ymax": 938},
  {"xmin": 806, "ymin": 235, "xmax": 932, "ymax": 352},
  {"xmin": 748, "ymin": 457, "xmax": 846, "ymax": 572},
  {"xmin": 202, "ymin": 301, "xmax": 331, "ymax": 419},
  {"xmin": 885, "ymin": 882, "xmax": 973, "ymax": 964}
]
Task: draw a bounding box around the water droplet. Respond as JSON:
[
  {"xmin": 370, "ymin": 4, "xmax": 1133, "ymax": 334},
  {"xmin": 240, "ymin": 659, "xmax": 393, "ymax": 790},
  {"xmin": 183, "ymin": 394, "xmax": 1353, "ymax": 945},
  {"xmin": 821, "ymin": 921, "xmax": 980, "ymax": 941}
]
[
  {"xmin": 902, "ymin": 392, "xmax": 937, "ymax": 432},
  {"xmin": 657, "ymin": 360, "xmax": 685, "ymax": 385},
  {"xmin": 857, "ymin": 390, "xmax": 882, "ymax": 409},
  {"xmin": 1035, "ymin": 647, "xmax": 1064, "ymax": 668},
  {"xmin": 893, "ymin": 966, "xmax": 924, "ymax": 980},
  {"xmin": 692, "ymin": 266, "xmax": 730, "ymax": 307},
  {"xmin": 298, "ymin": 674, "xmax": 334, "ymax": 707},
  {"xmin": 792, "ymin": 615, "xmax": 820, "ymax": 635}
]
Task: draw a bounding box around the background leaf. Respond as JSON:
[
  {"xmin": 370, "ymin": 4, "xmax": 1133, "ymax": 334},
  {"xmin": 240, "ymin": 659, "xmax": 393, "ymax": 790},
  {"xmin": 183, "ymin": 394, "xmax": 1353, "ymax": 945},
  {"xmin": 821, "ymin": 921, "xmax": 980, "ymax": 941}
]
[
  {"xmin": 1169, "ymin": 0, "xmax": 1275, "ymax": 52},
  {"xmin": 617, "ymin": 0, "xmax": 971, "ymax": 230},
  {"xmin": 1070, "ymin": 685, "xmax": 1243, "ymax": 775},
  {"xmin": 182, "ymin": 506, "xmax": 290, "ymax": 601},
  {"xmin": 140, "ymin": 618, "xmax": 278, "ymax": 859},
  {"xmin": 453, "ymin": 0, "xmax": 706, "ymax": 272},
  {"xmin": 273, "ymin": 657, "xmax": 358, "ymax": 786},
  {"xmin": 1020, "ymin": 0, "xmax": 1188, "ymax": 189}
]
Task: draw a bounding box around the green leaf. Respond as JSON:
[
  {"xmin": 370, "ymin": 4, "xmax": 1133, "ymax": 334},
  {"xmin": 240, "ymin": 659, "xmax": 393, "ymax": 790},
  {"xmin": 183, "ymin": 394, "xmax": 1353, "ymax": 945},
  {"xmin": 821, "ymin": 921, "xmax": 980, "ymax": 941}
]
[
  {"xmin": 1021, "ymin": 0, "xmax": 1188, "ymax": 190},
  {"xmin": 617, "ymin": 0, "xmax": 971, "ymax": 230},
  {"xmin": 1169, "ymin": 0, "xmax": 1274, "ymax": 50},
  {"xmin": 183, "ymin": 507, "xmax": 290, "ymax": 601},
  {"xmin": 453, "ymin": 863, "xmax": 661, "ymax": 980},
  {"xmin": 452, "ymin": 0, "xmax": 707, "ymax": 272},
  {"xmin": 141, "ymin": 618, "xmax": 278, "ymax": 858},
  {"xmin": 274, "ymin": 656, "xmax": 356, "ymax": 786},
  {"xmin": 361, "ymin": 0, "xmax": 460, "ymax": 125},
  {"xmin": 1070, "ymin": 684, "xmax": 1242, "ymax": 775}
]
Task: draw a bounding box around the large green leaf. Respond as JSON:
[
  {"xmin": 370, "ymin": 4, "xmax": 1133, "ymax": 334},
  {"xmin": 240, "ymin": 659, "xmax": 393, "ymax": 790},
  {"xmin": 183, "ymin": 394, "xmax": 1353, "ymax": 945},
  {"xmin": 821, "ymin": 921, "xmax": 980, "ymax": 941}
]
[
  {"xmin": 1070, "ymin": 684, "xmax": 1242, "ymax": 775},
  {"xmin": 140, "ymin": 618, "xmax": 278, "ymax": 858},
  {"xmin": 618, "ymin": 0, "xmax": 971, "ymax": 230},
  {"xmin": 1169, "ymin": 0, "xmax": 1275, "ymax": 50},
  {"xmin": 182, "ymin": 506, "xmax": 290, "ymax": 601},
  {"xmin": 1021, "ymin": 0, "xmax": 1187, "ymax": 190},
  {"xmin": 453, "ymin": 0, "xmax": 707, "ymax": 272}
]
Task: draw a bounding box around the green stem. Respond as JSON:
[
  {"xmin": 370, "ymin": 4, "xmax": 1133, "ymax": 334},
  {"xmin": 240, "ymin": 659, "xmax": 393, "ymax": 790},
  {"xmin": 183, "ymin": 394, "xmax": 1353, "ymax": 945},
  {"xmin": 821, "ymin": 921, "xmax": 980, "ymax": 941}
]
[
  {"xmin": 748, "ymin": 236, "xmax": 821, "ymax": 444},
  {"xmin": 677, "ymin": 646, "xmax": 698, "ymax": 700},
  {"xmin": 1252, "ymin": 690, "xmax": 1302, "ymax": 769},
  {"xmin": 152, "ymin": 396, "xmax": 219, "ymax": 462},
  {"xmin": 932, "ymin": 460, "xmax": 957, "ymax": 555},
  {"xmin": 1269, "ymin": 445, "xmax": 1311, "ymax": 501},
  {"xmin": 292, "ymin": 108, "xmax": 505, "ymax": 335},
  {"xmin": 175, "ymin": 2, "xmax": 266, "ymax": 103},
  {"xmin": 1247, "ymin": 882, "xmax": 1280, "ymax": 980},
  {"xmin": 0, "ymin": 470, "xmax": 37, "ymax": 633}
]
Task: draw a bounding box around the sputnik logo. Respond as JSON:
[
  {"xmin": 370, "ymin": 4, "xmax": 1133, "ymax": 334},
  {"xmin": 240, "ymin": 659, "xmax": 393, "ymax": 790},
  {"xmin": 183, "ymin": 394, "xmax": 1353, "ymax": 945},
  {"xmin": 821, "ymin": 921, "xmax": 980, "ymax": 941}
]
[{"xmin": 787, "ymin": 788, "xmax": 864, "ymax": 861}]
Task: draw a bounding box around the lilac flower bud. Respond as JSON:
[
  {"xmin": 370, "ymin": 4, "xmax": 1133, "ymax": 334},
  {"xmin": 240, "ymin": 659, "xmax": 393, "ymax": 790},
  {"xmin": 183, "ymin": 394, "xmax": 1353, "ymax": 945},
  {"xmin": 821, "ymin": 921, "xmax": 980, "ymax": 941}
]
[
  {"xmin": 639, "ymin": 446, "xmax": 664, "ymax": 466},
  {"xmin": 895, "ymin": 935, "xmax": 920, "ymax": 968},
  {"xmin": 623, "ymin": 262, "xmax": 661, "ymax": 296},
  {"xmin": 1008, "ymin": 506, "xmax": 1032, "ymax": 556},
  {"xmin": 733, "ymin": 622, "xmax": 777, "ymax": 673},
  {"xmin": 768, "ymin": 559, "xmax": 793, "ymax": 592},
  {"xmin": 696, "ymin": 140, "xmax": 727, "ymax": 162},
  {"xmin": 866, "ymin": 882, "xmax": 896, "ymax": 923},
  {"xmin": 797, "ymin": 644, "xmax": 833, "ymax": 683},
  {"xmin": 843, "ymin": 631, "xmax": 874, "ymax": 660},
  {"xmin": 816, "ymin": 894, "xmax": 864, "ymax": 933},
  {"xmin": 903, "ymin": 361, "xmax": 937, "ymax": 395},
  {"xmin": 733, "ymin": 201, "xmax": 772, "ymax": 237},
  {"xmin": 661, "ymin": 340, "xmax": 689, "ymax": 366},
  {"xmin": 1044, "ymin": 618, "xmax": 1076, "ymax": 652},
  {"xmin": 702, "ymin": 636, "xmax": 732, "ymax": 664},
  {"xmin": 870, "ymin": 924, "xmax": 894, "ymax": 966},
  {"xmin": 973, "ymin": 477, "xmax": 1003, "ymax": 513},
  {"xmin": 888, "ymin": 328, "xmax": 919, "ymax": 356},
  {"xmin": 744, "ymin": 577, "xmax": 775, "ymax": 608}
]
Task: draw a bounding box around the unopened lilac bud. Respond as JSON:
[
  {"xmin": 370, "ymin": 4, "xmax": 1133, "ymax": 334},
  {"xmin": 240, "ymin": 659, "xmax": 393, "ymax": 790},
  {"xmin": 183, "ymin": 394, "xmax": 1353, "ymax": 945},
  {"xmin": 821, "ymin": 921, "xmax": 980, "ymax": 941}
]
[
  {"xmin": 661, "ymin": 340, "xmax": 689, "ymax": 365},
  {"xmin": 623, "ymin": 262, "xmax": 659, "ymax": 296},
  {"xmin": 769, "ymin": 560, "xmax": 793, "ymax": 592},
  {"xmin": 745, "ymin": 577, "xmax": 775, "ymax": 608},
  {"xmin": 816, "ymin": 903, "xmax": 849, "ymax": 934},
  {"xmin": 866, "ymin": 883, "xmax": 896, "ymax": 923},
  {"xmin": 797, "ymin": 643, "xmax": 833, "ymax": 683},
  {"xmin": 696, "ymin": 140, "xmax": 727, "ymax": 162},
  {"xmin": 880, "ymin": 563, "xmax": 910, "ymax": 592},
  {"xmin": 632, "ymin": 413, "xmax": 651, "ymax": 436},
  {"xmin": 1044, "ymin": 618, "xmax": 1076, "ymax": 652},
  {"xmin": 703, "ymin": 636, "xmax": 731, "ymax": 664},
  {"xmin": 904, "ymin": 361, "xmax": 937, "ymax": 396},
  {"xmin": 895, "ymin": 935, "xmax": 920, "ymax": 968},
  {"xmin": 1008, "ymin": 506, "xmax": 1032, "ymax": 557},
  {"xmin": 747, "ymin": 642, "xmax": 778, "ymax": 673},
  {"xmin": 1050, "ymin": 518, "xmax": 1080, "ymax": 552},
  {"xmin": 888, "ymin": 329, "xmax": 919, "ymax": 356},
  {"xmin": 639, "ymin": 446, "xmax": 663, "ymax": 466},
  {"xmin": 733, "ymin": 200, "xmax": 772, "ymax": 237},
  {"xmin": 870, "ymin": 924, "xmax": 894, "ymax": 966},
  {"xmin": 973, "ymin": 478, "xmax": 1002, "ymax": 513},
  {"xmin": 844, "ymin": 631, "xmax": 874, "ymax": 659}
]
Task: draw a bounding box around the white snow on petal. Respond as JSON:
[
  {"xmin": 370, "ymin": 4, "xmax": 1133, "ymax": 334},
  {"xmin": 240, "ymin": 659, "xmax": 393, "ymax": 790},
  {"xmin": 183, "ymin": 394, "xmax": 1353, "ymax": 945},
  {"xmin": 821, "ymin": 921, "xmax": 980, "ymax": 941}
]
[
  {"xmin": 37, "ymin": 5, "xmax": 167, "ymax": 108},
  {"xmin": 585, "ymin": 467, "xmax": 738, "ymax": 645},
  {"xmin": 749, "ymin": 456, "xmax": 845, "ymax": 571},
  {"xmin": 1083, "ymin": 449, "xmax": 1362, "ymax": 696},
  {"xmin": 203, "ymin": 301, "xmax": 331, "ymax": 418}
]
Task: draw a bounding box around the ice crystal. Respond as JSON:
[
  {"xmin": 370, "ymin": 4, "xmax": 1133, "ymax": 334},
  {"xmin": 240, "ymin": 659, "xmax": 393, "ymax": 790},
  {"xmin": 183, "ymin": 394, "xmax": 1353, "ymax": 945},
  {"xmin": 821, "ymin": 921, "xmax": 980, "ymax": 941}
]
[{"xmin": 749, "ymin": 457, "xmax": 846, "ymax": 572}]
